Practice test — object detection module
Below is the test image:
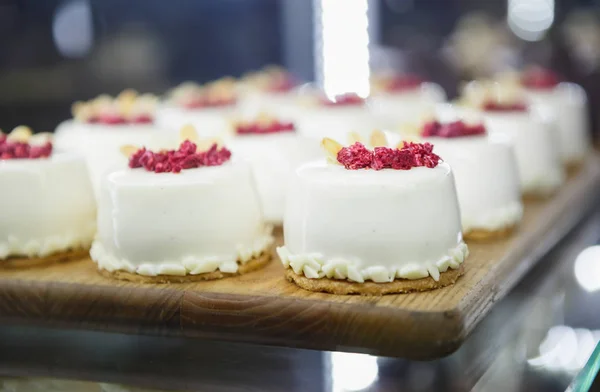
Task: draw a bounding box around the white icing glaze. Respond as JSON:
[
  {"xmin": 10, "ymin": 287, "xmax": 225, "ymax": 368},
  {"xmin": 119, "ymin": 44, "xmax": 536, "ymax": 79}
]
[
  {"xmin": 227, "ymin": 133, "xmax": 322, "ymax": 224},
  {"xmin": 525, "ymin": 82, "xmax": 590, "ymax": 164},
  {"xmin": 369, "ymin": 83, "xmax": 447, "ymax": 129},
  {"xmin": 425, "ymin": 135, "xmax": 523, "ymax": 233},
  {"xmin": 277, "ymin": 241, "xmax": 467, "ymax": 282},
  {"xmin": 91, "ymin": 160, "xmax": 273, "ymax": 276},
  {"xmin": 482, "ymin": 111, "xmax": 565, "ymax": 195},
  {"xmin": 54, "ymin": 120, "xmax": 172, "ymax": 198},
  {"xmin": 0, "ymin": 152, "xmax": 96, "ymax": 259},
  {"xmin": 282, "ymin": 161, "xmax": 466, "ymax": 282}
]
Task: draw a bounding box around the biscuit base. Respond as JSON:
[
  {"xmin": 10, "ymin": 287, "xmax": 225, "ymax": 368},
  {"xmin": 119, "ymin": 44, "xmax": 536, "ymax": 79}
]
[
  {"xmin": 99, "ymin": 252, "xmax": 272, "ymax": 284},
  {"xmin": 0, "ymin": 248, "xmax": 88, "ymax": 269},
  {"xmin": 285, "ymin": 264, "xmax": 465, "ymax": 295},
  {"xmin": 464, "ymin": 224, "xmax": 517, "ymax": 242}
]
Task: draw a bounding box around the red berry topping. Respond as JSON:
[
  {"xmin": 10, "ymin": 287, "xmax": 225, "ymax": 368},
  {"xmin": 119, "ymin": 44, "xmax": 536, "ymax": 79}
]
[
  {"xmin": 0, "ymin": 137, "xmax": 52, "ymax": 160},
  {"xmin": 236, "ymin": 120, "xmax": 295, "ymax": 135},
  {"xmin": 421, "ymin": 120, "xmax": 486, "ymax": 138},
  {"xmin": 336, "ymin": 142, "xmax": 440, "ymax": 171},
  {"xmin": 321, "ymin": 93, "xmax": 365, "ymax": 106},
  {"xmin": 385, "ymin": 74, "xmax": 424, "ymax": 92},
  {"xmin": 266, "ymin": 75, "xmax": 297, "ymax": 93},
  {"xmin": 183, "ymin": 96, "xmax": 237, "ymax": 109},
  {"xmin": 482, "ymin": 101, "xmax": 528, "ymax": 112},
  {"xmin": 128, "ymin": 140, "xmax": 231, "ymax": 173},
  {"xmin": 522, "ymin": 67, "xmax": 560, "ymax": 90}
]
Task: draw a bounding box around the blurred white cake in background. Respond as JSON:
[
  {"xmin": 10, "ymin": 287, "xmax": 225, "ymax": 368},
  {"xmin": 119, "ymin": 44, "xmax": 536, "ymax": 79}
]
[
  {"xmin": 226, "ymin": 112, "xmax": 321, "ymax": 225},
  {"xmin": 155, "ymin": 78, "xmax": 238, "ymax": 139},
  {"xmin": 0, "ymin": 127, "xmax": 95, "ymax": 260},
  {"xmin": 54, "ymin": 90, "xmax": 169, "ymax": 197},
  {"xmin": 368, "ymin": 74, "xmax": 447, "ymax": 130},
  {"xmin": 460, "ymin": 81, "xmax": 564, "ymax": 196}
]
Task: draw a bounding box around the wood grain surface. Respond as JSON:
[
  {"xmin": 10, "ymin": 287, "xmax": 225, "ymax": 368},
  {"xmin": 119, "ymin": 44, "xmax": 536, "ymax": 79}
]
[{"xmin": 0, "ymin": 156, "xmax": 598, "ymax": 359}]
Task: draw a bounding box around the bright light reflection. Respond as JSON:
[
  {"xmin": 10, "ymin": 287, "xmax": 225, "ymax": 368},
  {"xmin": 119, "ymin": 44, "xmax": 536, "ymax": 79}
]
[
  {"xmin": 317, "ymin": 0, "xmax": 370, "ymax": 99},
  {"xmin": 507, "ymin": 0, "xmax": 554, "ymax": 42},
  {"xmin": 574, "ymin": 246, "xmax": 600, "ymax": 292},
  {"xmin": 331, "ymin": 352, "xmax": 378, "ymax": 392},
  {"xmin": 528, "ymin": 325, "xmax": 600, "ymax": 374},
  {"xmin": 52, "ymin": 0, "xmax": 93, "ymax": 58}
]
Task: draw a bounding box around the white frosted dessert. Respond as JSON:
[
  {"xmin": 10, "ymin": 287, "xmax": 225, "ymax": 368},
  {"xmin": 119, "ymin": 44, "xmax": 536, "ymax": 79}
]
[
  {"xmin": 418, "ymin": 120, "xmax": 523, "ymax": 238},
  {"xmin": 0, "ymin": 127, "xmax": 96, "ymax": 260},
  {"xmin": 369, "ymin": 74, "xmax": 447, "ymax": 129},
  {"xmin": 278, "ymin": 136, "xmax": 467, "ymax": 293},
  {"xmin": 54, "ymin": 91, "xmax": 169, "ymax": 197},
  {"xmin": 294, "ymin": 93, "xmax": 376, "ymax": 142},
  {"xmin": 519, "ymin": 68, "xmax": 590, "ymax": 165},
  {"xmin": 482, "ymin": 110, "xmax": 564, "ymax": 196},
  {"xmin": 155, "ymin": 79, "xmax": 238, "ymax": 138},
  {"xmin": 226, "ymin": 114, "xmax": 321, "ymax": 224},
  {"xmin": 91, "ymin": 131, "xmax": 273, "ymax": 280},
  {"xmin": 460, "ymin": 81, "xmax": 565, "ymax": 196}
]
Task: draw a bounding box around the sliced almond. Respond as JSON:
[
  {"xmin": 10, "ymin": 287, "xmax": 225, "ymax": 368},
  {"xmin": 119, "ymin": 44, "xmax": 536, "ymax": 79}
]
[
  {"xmin": 117, "ymin": 89, "xmax": 138, "ymax": 103},
  {"xmin": 369, "ymin": 129, "xmax": 387, "ymax": 147},
  {"xmin": 321, "ymin": 137, "xmax": 343, "ymax": 164},
  {"xmin": 347, "ymin": 131, "xmax": 363, "ymax": 145},
  {"xmin": 29, "ymin": 132, "xmax": 53, "ymax": 145},
  {"xmin": 180, "ymin": 124, "xmax": 199, "ymax": 143},
  {"xmin": 8, "ymin": 126, "xmax": 33, "ymax": 142},
  {"xmin": 396, "ymin": 135, "xmax": 422, "ymax": 148},
  {"xmin": 120, "ymin": 144, "xmax": 139, "ymax": 158}
]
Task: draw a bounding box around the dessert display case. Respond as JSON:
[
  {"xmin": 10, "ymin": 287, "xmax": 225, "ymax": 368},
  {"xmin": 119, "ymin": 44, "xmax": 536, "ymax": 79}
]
[{"xmin": 1, "ymin": 0, "xmax": 600, "ymax": 391}]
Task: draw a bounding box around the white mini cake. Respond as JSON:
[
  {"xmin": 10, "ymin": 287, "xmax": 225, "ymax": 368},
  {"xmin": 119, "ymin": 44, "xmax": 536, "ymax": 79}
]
[
  {"xmin": 369, "ymin": 74, "xmax": 447, "ymax": 130},
  {"xmin": 294, "ymin": 93, "xmax": 376, "ymax": 142},
  {"xmin": 91, "ymin": 128, "xmax": 273, "ymax": 282},
  {"xmin": 0, "ymin": 127, "xmax": 96, "ymax": 263},
  {"xmin": 278, "ymin": 133, "xmax": 467, "ymax": 295},
  {"xmin": 226, "ymin": 113, "xmax": 321, "ymax": 225},
  {"xmin": 237, "ymin": 66, "xmax": 304, "ymax": 119},
  {"xmin": 519, "ymin": 67, "xmax": 590, "ymax": 165},
  {"xmin": 155, "ymin": 79, "xmax": 238, "ymax": 138},
  {"xmin": 461, "ymin": 81, "xmax": 565, "ymax": 196},
  {"xmin": 54, "ymin": 90, "xmax": 169, "ymax": 197},
  {"xmin": 416, "ymin": 118, "xmax": 523, "ymax": 239}
]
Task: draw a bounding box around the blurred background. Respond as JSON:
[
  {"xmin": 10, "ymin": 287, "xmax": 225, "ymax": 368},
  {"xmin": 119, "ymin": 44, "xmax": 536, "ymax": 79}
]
[{"xmin": 1, "ymin": 0, "xmax": 600, "ymax": 141}]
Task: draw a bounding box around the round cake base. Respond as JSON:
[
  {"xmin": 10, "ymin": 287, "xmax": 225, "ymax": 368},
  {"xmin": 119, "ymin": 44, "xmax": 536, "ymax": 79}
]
[
  {"xmin": 464, "ymin": 224, "xmax": 517, "ymax": 242},
  {"xmin": 99, "ymin": 252, "xmax": 272, "ymax": 284},
  {"xmin": 0, "ymin": 248, "xmax": 88, "ymax": 269},
  {"xmin": 285, "ymin": 264, "xmax": 465, "ymax": 296}
]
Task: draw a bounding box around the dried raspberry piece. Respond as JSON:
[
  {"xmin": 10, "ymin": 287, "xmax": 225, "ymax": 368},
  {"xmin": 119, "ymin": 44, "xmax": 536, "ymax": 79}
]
[
  {"xmin": 372, "ymin": 147, "xmax": 397, "ymax": 170},
  {"xmin": 482, "ymin": 101, "xmax": 528, "ymax": 112},
  {"xmin": 385, "ymin": 75, "xmax": 424, "ymax": 92},
  {"xmin": 131, "ymin": 114, "xmax": 153, "ymax": 124},
  {"xmin": 337, "ymin": 142, "xmax": 373, "ymax": 169},
  {"xmin": 235, "ymin": 120, "xmax": 295, "ymax": 135},
  {"xmin": 128, "ymin": 141, "xmax": 231, "ymax": 173},
  {"xmin": 183, "ymin": 96, "xmax": 236, "ymax": 109},
  {"xmin": 421, "ymin": 121, "xmax": 441, "ymax": 137},
  {"xmin": 522, "ymin": 67, "xmax": 560, "ymax": 90},
  {"xmin": 321, "ymin": 93, "xmax": 365, "ymax": 107},
  {"xmin": 0, "ymin": 138, "xmax": 52, "ymax": 160}
]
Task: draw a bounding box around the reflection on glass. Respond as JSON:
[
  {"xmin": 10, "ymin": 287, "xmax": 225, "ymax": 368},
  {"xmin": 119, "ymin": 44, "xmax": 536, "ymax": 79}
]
[
  {"xmin": 507, "ymin": 0, "xmax": 555, "ymax": 42},
  {"xmin": 330, "ymin": 352, "xmax": 378, "ymax": 392},
  {"xmin": 316, "ymin": 0, "xmax": 370, "ymax": 98},
  {"xmin": 574, "ymin": 246, "xmax": 600, "ymax": 292}
]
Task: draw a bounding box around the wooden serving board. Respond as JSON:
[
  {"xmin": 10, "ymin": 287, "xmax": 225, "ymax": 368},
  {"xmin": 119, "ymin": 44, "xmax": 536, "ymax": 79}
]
[{"xmin": 0, "ymin": 157, "xmax": 599, "ymax": 360}]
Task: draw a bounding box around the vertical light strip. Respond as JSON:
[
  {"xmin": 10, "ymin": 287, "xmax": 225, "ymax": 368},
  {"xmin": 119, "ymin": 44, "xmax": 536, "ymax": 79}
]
[{"xmin": 315, "ymin": 0, "xmax": 370, "ymax": 99}]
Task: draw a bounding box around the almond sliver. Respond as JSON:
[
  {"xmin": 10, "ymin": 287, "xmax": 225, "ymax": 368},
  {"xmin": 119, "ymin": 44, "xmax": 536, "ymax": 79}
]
[{"xmin": 369, "ymin": 129, "xmax": 387, "ymax": 147}]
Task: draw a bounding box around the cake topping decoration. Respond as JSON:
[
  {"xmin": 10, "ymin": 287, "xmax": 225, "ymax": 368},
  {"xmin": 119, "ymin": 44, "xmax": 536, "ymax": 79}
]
[
  {"xmin": 72, "ymin": 90, "xmax": 157, "ymax": 124},
  {"xmin": 123, "ymin": 126, "xmax": 231, "ymax": 173},
  {"xmin": 460, "ymin": 80, "xmax": 528, "ymax": 112},
  {"xmin": 422, "ymin": 120, "xmax": 486, "ymax": 138},
  {"xmin": 320, "ymin": 93, "xmax": 365, "ymax": 107},
  {"xmin": 521, "ymin": 66, "xmax": 560, "ymax": 90},
  {"xmin": 0, "ymin": 126, "xmax": 53, "ymax": 160},
  {"xmin": 322, "ymin": 130, "xmax": 441, "ymax": 171},
  {"xmin": 171, "ymin": 78, "xmax": 237, "ymax": 109},
  {"xmin": 373, "ymin": 74, "xmax": 424, "ymax": 93},
  {"xmin": 233, "ymin": 113, "xmax": 295, "ymax": 135},
  {"xmin": 243, "ymin": 66, "xmax": 297, "ymax": 93}
]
